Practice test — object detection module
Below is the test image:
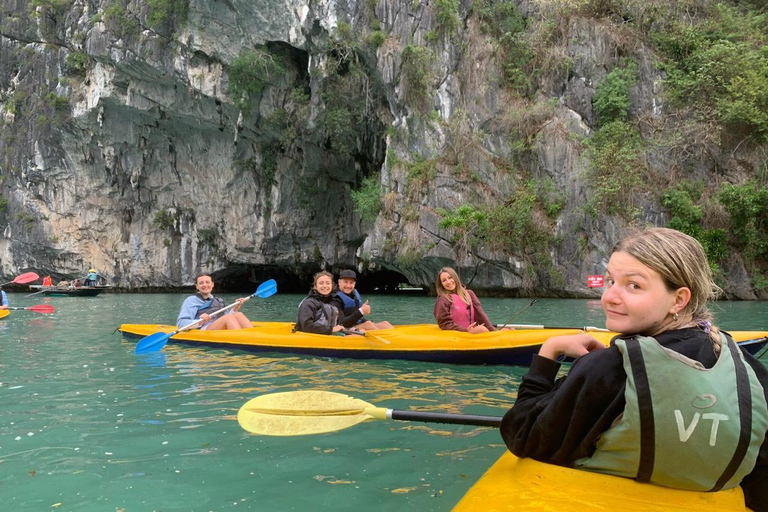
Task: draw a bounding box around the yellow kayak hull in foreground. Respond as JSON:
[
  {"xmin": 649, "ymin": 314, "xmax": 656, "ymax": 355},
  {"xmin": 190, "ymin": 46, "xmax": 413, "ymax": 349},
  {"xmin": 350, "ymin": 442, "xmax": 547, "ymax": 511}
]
[
  {"xmin": 453, "ymin": 452, "xmax": 751, "ymax": 511},
  {"xmin": 0, "ymin": 310, "xmax": 9, "ymax": 319},
  {"xmin": 119, "ymin": 322, "xmax": 768, "ymax": 365}
]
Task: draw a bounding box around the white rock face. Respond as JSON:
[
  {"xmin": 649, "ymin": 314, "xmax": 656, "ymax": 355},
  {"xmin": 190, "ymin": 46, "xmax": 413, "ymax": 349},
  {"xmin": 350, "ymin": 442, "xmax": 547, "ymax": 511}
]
[{"xmin": 0, "ymin": 0, "xmax": 757, "ymax": 297}]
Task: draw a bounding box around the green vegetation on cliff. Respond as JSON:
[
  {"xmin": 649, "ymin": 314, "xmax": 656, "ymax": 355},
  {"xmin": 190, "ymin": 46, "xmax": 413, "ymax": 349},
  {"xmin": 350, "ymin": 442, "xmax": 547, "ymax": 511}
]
[{"xmin": 228, "ymin": 49, "xmax": 287, "ymax": 110}]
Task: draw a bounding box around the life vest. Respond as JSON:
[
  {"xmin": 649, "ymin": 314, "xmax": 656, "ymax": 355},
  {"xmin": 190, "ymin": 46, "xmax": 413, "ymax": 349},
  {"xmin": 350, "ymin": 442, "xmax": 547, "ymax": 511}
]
[
  {"xmin": 195, "ymin": 294, "xmax": 226, "ymax": 319},
  {"xmin": 575, "ymin": 333, "xmax": 768, "ymax": 491},
  {"xmin": 450, "ymin": 293, "xmax": 474, "ymax": 330},
  {"xmin": 337, "ymin": 289, "xmax": 363, "ymax": 324}
]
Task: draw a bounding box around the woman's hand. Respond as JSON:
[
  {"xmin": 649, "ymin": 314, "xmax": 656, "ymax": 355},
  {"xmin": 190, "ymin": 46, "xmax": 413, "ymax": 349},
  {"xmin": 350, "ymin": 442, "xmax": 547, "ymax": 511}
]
[
  {"xmin": 233, "ymin": 298, "xmax": 246, "ymax": 311},
  {"xmin": 332, "ymin": 325, "xmax": 345, "ymax": 333},
  {"xmin": 200, "ymin": 313, "xmax": 211, "ymax": 323},
  {"xmin": 538, "ymin": 333, "xmax": 605, "ymax": 360},
  {"xmin": 467, "ymin": 322, "xmax": 490, "ymax": 334}
]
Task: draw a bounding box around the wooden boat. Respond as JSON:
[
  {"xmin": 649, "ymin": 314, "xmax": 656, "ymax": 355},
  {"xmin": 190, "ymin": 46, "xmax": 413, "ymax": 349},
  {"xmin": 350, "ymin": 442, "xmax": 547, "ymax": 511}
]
[
  {"xmin": 117, "ymin": 322, "xmax": 768, "ymax": 365},
  {"xmin": 28, "ymin": 285, "xmax": 107, "ymax": 297},
  {"xmin": 452, "ymin": 452, "xmax": 751, "ymax": 511}
]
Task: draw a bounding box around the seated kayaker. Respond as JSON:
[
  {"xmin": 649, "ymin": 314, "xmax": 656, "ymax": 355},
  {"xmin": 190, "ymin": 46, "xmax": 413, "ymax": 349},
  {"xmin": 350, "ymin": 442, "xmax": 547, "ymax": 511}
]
[
  {"xmin": 0, "ymin": 286, "xmax": 7, "ymax": 309},
  {"xmin": 294, "ymin": 271, "xmax": 364, "ymax": 335},
  {"xmin": 42, "ymin": 275, "xmax": 53, "ymax": 287},
  {"xmin": 176, "ymin": 273, "xmax": 251, "ymax": 331},
  {"xmin": 434, "ymin": 267, "xmax": 502, "ymax": 333},
  {"xmin": 57, "ymin": 280, "xmax": 70, "ymax": 289},
  {"xmin": 500, "ymin": 227, "xmax": 768, "ymax": 511},
  {"xmin": 336, "ymin": 269, "xmax": 393, "ymax": 331}
]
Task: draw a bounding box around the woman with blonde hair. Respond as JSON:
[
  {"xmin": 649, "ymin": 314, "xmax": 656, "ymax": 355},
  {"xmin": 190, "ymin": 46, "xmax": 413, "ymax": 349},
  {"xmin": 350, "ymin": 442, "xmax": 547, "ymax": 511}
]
[
  {"xmin": 433, "ymin": 267, "xmax": 497, "ymax": 333},
  {"xmin": 500, "ymin": 228, "xmax": 768, "ymax": 510}
]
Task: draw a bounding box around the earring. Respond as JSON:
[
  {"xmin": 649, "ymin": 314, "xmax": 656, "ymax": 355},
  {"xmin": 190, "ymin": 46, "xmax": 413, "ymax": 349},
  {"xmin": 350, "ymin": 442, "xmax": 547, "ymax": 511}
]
[{"xmin": 673, "ymin": 312, "xmax": 679, "ymax": 321}]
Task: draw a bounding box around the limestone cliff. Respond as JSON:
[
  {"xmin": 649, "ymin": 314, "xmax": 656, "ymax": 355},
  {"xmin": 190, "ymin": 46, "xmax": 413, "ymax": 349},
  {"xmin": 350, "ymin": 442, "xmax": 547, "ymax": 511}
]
[{"xmin": 0, "ymin": 0, "xmax": 766, "ymax": 297}]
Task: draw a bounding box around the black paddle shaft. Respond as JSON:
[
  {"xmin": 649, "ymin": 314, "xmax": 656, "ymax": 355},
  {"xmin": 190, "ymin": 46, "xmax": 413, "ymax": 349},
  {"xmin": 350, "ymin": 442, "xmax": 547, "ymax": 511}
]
[{"xmin": 390, "ymin": 410, "xmax": 503, "ymax": 428}]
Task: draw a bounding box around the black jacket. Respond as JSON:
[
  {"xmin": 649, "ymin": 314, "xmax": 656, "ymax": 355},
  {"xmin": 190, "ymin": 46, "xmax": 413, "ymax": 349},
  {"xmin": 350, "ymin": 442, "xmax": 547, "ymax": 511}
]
[
  {"xmin": 294, "ymin": 289, "xmax": 363, "ymax": 334},
  {"xmin": 500, "ymin": 328, "xmax": 768, "ymax": 511}
]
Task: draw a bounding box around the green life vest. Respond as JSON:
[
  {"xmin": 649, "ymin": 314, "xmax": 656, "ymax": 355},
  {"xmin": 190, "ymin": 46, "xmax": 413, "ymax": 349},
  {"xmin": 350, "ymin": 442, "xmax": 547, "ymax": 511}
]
[{"xmin": 575, "ymin": 333, "xmax": 768, "ymax": 491}]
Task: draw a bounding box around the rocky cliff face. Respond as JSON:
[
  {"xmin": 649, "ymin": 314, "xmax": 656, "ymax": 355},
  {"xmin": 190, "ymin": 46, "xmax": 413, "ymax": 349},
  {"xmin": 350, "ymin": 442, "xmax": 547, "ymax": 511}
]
[{"xmin": 0, "ymin": 0, "xmax": 765, "ymax": 297}]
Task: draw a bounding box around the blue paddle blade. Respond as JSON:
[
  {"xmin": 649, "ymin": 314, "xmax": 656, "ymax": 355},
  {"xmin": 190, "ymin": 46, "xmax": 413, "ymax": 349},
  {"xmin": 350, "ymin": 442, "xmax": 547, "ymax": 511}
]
[
  {"xmin": 135, "ymin": 331, "xmax": 174, "ymax": 354},
  {"xmin": 255, "ymin": 279, "xmax": 277, "ymax": 298},
  {"xmin": 134, "ymin": 279, "xmax": 275, "ymax": 355}
]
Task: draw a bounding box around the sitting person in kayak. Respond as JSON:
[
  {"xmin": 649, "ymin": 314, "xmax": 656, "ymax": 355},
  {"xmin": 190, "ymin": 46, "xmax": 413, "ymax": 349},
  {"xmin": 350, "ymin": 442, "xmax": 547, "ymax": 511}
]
[
  {"xmin": 434, "ymin": 267, "xmax": 497, "ymax": 333},
  {"xmin": 176, "ymin": 273, "xmax": 252, "ymax": 331},
  {"xmin": 42, "ymin": 275, "xmax": 53, "ymax": 287},
  {"xmin": 500, "ymin": 228, "xmax": 768, "ymax": 511},
  {"xmin": 0, "ymin": 286, "xmax": 7, "ymax": 309},
  {"xmin": 294, "ymin": 271, "xmax": 364, "ymax": 335},
  {"xmin": 336, "ymin": 269, "xmax": 394, "ymax": 331}
]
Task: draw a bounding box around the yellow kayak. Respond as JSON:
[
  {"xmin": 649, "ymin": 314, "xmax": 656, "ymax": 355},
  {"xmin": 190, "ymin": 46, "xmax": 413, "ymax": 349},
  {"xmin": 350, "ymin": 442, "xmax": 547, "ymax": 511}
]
[
  {"xmin": 453, "ymin": 452, "xmax": 751, "ymax": 511},
  {"xmin": 0, "ymin": 310, "xmax": 9, "ymax": 319},
  {"xmin": 118, "ymin": 322, "xmax": 768, "ymax": 365}
]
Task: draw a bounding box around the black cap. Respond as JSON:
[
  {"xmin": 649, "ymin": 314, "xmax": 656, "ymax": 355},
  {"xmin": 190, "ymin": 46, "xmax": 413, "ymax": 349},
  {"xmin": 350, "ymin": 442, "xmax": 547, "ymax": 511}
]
[{"xmin": 339, "ymin": 269, "xmax": 357, "ymax": 280}]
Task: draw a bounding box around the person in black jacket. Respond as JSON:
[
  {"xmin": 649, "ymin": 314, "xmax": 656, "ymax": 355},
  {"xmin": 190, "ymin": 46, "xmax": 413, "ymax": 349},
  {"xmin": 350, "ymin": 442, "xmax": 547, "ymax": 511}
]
[
  {"xmin": 294, "ymin": 271, "xmax": 364, "ymax": 335},
  {"xmin": 501, "ymin": 228, "xmax": 768, "ymax": 511}
]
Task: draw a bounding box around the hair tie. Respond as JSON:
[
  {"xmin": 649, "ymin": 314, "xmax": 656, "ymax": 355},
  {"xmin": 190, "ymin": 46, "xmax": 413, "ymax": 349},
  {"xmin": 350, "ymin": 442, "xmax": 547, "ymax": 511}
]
[{"xmin": 697, "ymin": 320, "xmax": 711, "ymax": 334}]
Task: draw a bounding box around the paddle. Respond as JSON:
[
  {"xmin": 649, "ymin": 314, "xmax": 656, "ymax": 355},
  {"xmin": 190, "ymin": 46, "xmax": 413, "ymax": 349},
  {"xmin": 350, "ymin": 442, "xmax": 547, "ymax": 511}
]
[
  {"xmin": 5, "ymin": 305, "xmax": 56, "ymax": 314},
  {"xmin": 25, "ymin": 286, "xmax": 54, "ymax": 298},
  {"xmin": 134, "ymin": 279, "xmax": 278, "ymax": 354},
  {"xmin": 497, "ymin": 298, "xmax": 538, "ymax": 330},
  {"xmin": 1, "ymin": 272, "xmax": 40, "ymax": 287},
  {"xmin": 496, "ymin": 323, "xmax": 610, "ymax": 332},
  {"xmin": 237, "ymin": 390, "xmax": 502, "ymax": 436}
]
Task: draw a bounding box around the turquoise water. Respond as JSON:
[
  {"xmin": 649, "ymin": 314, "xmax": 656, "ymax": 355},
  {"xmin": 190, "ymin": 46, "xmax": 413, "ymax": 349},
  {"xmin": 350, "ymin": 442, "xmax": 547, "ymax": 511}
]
[{"xmin": 1, "ymin": 292, "xmax": 766, "ymax": 512}]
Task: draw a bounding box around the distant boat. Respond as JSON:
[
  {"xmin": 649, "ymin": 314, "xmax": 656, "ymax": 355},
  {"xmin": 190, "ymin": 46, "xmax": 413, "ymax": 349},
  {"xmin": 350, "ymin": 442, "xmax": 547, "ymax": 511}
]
[{"xmin": 28, "ymin": 285, "xmax": 109, "ymax": 297}]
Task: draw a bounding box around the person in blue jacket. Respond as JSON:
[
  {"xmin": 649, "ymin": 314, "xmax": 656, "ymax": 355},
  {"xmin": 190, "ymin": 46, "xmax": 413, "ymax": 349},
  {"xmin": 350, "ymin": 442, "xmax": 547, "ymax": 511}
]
[
  {"xmin": 85, "ymin": 269, "xmax": 99, "ymax": 287},
  {"xmin": 0, "ymin": 286, "xmax": 8, "ymax": 309},
  {"xmin": 336, "ymin": 269, "xmax": 393, "ymax": 331},
  {"xmin": 176, "ymin": 273, "xmax": 251, "ymax": 331}
]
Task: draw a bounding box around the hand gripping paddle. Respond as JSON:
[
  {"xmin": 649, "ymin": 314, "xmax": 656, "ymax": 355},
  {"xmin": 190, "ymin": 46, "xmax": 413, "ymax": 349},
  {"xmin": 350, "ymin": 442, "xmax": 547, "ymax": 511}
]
[{"xmin": 134, "ymin": 279, "xmax": 277, "ymax": 354}]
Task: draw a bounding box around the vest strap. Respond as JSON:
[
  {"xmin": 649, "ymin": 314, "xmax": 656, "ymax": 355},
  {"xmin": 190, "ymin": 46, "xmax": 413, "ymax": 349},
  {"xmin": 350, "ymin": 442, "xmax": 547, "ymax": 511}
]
[
  {"xmin": 711, "ymin": 338, "xmax": 752, "ymax": 491},
  {"xmin": 625, "ymin": 341, "xmax": 655, "ymax": 482}
]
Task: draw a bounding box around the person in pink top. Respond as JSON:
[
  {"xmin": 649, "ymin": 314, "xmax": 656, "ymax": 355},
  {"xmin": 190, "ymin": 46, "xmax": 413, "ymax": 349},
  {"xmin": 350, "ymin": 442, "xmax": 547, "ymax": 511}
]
[{"xmin": 433, "ymin": 267, "xmax": 497, "ymax": 333}]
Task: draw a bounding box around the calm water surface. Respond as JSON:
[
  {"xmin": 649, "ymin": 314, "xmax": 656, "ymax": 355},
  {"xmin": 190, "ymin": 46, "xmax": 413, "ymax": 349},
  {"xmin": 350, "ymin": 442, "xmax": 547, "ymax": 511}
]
[{"xmin": 1, "ymin": 292, "xmax": 766, "ymax": 511}]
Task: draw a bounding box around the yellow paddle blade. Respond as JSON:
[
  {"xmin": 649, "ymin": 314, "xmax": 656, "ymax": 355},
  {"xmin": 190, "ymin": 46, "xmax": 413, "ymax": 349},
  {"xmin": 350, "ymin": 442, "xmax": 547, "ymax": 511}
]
[{"xmin": 237, "ymin": 390, "xmax": 387, "ymax": 436}]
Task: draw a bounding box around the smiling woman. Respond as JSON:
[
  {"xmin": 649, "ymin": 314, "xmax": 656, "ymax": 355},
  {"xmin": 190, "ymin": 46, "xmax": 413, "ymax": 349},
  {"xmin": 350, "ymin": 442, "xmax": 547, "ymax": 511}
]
[
  {"xmin": 293, "ymin": 271, "xmax": 364, "ymax": 335},
  {"xmin": 500, "ymin": 227, "xmax": 768, "ymax": 512},
  {"xmin": 433, "ymin": 267, "xmax": 498, "ymax": 334},
  {"xmin": 176, "ymin": 273, "xmax": 251, "ymax": 331}
]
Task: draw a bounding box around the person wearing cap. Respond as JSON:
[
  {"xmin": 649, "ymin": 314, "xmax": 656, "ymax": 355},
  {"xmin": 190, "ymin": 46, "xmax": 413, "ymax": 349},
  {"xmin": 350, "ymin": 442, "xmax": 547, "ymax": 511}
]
[
  {"xmin": 336, "ymin": 269, "xmax": 394, "ymax": 331},
  {"xmin": 294, "ymin": 271, "xmax": 365, "ymax": 335},
  {"xmin": 85, "ymin": 269, "xmax": 99, "ymax": 287}
]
